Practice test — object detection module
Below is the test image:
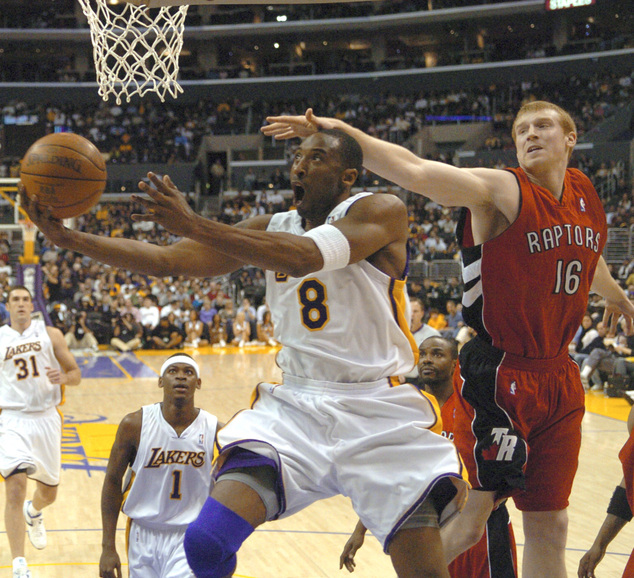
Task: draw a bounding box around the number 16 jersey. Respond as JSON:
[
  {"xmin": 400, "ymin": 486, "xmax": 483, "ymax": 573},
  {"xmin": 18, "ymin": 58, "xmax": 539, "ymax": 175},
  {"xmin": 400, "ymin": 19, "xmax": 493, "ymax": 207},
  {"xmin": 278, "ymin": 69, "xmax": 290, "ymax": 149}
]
[{"xmin": 458, "ymin": 167, "xmax": 606, "ymax": 359}]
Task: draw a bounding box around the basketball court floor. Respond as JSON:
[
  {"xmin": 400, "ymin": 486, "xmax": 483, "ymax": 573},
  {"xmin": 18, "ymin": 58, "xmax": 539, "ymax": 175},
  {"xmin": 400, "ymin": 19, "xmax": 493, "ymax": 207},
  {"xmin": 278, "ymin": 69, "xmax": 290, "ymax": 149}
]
[{"xmin": 1, "ymin": 346, "xmax": 633, "ymax": 577}]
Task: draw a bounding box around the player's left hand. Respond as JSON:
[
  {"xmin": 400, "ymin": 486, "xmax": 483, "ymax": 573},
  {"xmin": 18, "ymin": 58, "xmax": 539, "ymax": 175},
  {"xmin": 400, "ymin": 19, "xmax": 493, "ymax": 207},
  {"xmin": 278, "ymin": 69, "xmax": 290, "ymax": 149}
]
[
  {"xmin": 262, "ymin": 108, "xmax": 335, "ymax": 140},
  {"xmin": 45, "ymin": 367, "xmax": 64, "ymax": 384},
  {"xmin": 339, "ymin": 528, "xmax": 365, "ymax": 572},
  {"xmin": 602, "ymin": 296, "xmax": 634, "ymax": 336},
  {"xmin": 132, "ymin": 173, "xmax": 197, "ymax": 238},
  {"xmin": 577, "ymin": 542, "xmax": 605, "ymax": 577}
]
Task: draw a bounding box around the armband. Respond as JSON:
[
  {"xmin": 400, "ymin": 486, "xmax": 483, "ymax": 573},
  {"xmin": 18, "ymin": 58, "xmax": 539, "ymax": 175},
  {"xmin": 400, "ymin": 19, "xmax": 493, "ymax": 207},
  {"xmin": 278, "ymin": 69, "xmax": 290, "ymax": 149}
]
[
  {"xmin": 303, "ymin": 224, "xmax": 351, "ymax": 272},
  {"xmin": 607, "ymin": 485, "xmax": 633, "ymax": 521}
]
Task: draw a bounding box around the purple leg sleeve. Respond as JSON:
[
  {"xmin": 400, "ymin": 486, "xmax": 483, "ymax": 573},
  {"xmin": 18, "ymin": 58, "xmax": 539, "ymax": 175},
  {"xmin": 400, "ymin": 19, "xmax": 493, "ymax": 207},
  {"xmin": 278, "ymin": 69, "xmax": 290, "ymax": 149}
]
[{"xmin": 184, "ymin": 497, "xmax": 254, "ymax": 578}]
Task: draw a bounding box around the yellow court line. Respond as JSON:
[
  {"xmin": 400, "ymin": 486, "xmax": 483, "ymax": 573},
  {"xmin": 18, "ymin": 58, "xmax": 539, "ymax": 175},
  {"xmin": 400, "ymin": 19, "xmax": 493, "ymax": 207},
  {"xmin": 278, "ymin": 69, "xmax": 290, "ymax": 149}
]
[{"xmin": 110, "ymin": 357, "xmax": 133, "ymax": 380}]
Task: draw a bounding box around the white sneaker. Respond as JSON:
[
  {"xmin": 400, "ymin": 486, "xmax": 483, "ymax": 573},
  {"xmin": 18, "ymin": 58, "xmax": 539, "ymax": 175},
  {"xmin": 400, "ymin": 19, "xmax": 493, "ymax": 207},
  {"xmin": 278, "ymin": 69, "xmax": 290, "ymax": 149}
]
[
  {"xmin": 12, "ymin": 557, "xmax": 31, "ymax": 578},
  {"xmin": 23, "ymin": 500, "xmax": 46, "ymax": 550}
]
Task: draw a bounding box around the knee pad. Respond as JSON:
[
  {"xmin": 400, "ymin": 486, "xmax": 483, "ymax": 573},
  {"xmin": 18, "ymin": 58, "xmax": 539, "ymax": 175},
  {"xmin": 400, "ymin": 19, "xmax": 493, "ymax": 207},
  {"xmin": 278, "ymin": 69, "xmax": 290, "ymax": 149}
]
[{"xmin": 184, "ymin": 497, "xmax": 254, "ymax": 578}]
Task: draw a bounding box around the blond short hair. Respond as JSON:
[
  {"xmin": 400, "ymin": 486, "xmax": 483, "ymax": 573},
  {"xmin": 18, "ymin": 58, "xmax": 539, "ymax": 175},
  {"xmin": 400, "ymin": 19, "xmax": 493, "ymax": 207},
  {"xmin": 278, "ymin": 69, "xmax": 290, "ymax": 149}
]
[
  {"xmin": 511, "ymin": 101, "xmax": 577, "ymax": 159},
  {"xmin": 511, "ymin": 101, "xmax": 577, "ymax": 142}
]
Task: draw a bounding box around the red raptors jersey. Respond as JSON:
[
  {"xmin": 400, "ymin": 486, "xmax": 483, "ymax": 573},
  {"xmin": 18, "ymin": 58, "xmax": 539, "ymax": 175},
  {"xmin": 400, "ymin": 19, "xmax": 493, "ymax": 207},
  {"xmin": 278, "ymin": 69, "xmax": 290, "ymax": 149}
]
[{"xmin": 458, "ymin": 167, "xmax": 606, "ymax": 359}]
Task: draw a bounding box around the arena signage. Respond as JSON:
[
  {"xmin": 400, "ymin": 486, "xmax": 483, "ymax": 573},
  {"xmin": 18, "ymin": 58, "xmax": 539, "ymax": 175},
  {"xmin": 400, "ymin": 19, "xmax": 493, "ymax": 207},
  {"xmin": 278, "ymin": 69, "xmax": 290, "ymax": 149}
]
[{"xmin": 545, "ymin": 0, "xmax": 595, "ymax": 9}]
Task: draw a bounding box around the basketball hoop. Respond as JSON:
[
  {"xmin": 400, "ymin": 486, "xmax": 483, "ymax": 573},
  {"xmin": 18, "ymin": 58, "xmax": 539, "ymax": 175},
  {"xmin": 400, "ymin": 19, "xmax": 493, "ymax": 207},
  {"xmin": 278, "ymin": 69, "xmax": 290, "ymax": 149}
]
[{"xmin": 77, "ymin": 0, "xmax": 188, "ymax": 104}]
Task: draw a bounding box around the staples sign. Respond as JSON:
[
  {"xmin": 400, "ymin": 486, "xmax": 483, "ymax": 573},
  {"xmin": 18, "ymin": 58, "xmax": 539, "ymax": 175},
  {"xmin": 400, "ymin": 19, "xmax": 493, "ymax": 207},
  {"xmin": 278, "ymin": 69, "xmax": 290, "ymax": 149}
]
[{"xmin": 545, "ymin": 0, "xmax": 595, "ymax": 9}]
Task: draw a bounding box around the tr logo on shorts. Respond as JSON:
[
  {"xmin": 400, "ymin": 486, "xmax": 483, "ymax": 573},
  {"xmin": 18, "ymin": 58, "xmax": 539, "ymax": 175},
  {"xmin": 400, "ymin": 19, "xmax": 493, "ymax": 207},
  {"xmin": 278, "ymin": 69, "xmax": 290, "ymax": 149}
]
[{"xmin": 482, "ymin": 428, "xmax": 518, "ymax": 461}]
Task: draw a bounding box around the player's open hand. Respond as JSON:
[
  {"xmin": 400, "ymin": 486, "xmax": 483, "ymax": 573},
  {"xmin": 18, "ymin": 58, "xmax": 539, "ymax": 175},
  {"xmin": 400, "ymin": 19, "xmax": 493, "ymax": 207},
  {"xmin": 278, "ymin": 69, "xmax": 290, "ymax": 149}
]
[
  {"xmin": 262, "ymin": 108, "xmax": 337, "ymax": 140},
  {"xmin": 99, "ymin": 547, "xmax": 122, "ymax": 578},
  {"xmin": 132, "ymin": 172, "xmax": 197, "ymax": 238},
  {"xmin": 339, "ymin": 525, "xmax": 366, "ymax": 573},
  {"xmin": 602, "ymin": 296, "xmax": 634, "ymax": 337},
  {"xmin": 17, "ymin": 182, "xmax": 68, "ymax": 246},
  {"xmin": 577, "ymin": 542, "xmax": 605, "ymax": 577}
]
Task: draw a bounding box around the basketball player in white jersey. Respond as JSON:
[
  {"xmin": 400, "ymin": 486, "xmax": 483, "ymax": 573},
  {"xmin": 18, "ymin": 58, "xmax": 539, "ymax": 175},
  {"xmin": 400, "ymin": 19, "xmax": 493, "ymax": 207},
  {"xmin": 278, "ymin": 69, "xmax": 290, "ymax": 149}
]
[
  {"xmin": 21, "ymin": 129, "xmax": 469, "ymax": 578},
  {"xmin": 99, "ymin": 353, "xmax": 219, "ymax": 578},
  {"xmin": 0, "ymin": 285, "xmax": 81, "ymax": 578}
]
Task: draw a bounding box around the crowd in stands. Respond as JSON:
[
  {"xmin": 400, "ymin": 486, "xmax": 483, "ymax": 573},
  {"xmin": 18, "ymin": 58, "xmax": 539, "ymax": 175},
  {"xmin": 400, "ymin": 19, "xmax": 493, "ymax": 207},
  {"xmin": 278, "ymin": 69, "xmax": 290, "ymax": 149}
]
[{"xmin": 1, "ymin": 68, "xmax": 631, "ymax": 179}]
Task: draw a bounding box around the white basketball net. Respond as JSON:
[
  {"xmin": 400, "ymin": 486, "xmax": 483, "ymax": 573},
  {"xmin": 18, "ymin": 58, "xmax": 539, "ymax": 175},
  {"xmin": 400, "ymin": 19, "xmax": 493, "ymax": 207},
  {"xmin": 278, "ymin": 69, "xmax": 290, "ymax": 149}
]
[{"xmin": 77, "ymin": 0, "xmax": 188, "ymax": 104}]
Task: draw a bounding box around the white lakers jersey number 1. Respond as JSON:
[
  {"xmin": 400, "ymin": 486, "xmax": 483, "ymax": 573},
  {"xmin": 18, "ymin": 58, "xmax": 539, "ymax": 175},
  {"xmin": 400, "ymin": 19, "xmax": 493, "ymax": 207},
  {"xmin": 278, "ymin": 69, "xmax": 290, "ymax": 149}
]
[{"xmin": 122, "ymin": 404, "xmax": 218, "ymax": 529}]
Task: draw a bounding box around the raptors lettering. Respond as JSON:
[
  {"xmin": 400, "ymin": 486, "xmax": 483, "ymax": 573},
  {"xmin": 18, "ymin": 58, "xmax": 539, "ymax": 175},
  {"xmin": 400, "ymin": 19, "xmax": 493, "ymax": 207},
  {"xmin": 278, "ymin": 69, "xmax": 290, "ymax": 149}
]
[
  {"xmin": 144, "ymin": 447, "xmax": 206, "ymax": 468},
  {"xmin": 525, "ymin": 224, "xmax": 600, "ymax": 254}
]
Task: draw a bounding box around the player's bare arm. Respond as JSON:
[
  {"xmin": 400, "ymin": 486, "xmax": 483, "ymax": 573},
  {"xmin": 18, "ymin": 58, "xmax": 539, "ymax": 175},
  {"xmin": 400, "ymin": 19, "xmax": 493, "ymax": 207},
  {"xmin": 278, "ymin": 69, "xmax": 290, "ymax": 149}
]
[
  {"xmin": 46, "ymin": 326, "xmax": 81, "ymax": 386},
  {"xmin": 334, "ymin": 193, "xmax": 408, "ymax": 279},
  {"xmin": 20, "ymin": 182, "xmax": 264, "ymax": 278},
  {"xmin": 262, "ymin": 109, "xmax": 520, "ymax": 244},
  {"xmin": 100, "ymin": 411, "xmax": 141, "ymax": 578},
  {"xmin": 131, "ymin": 173, "xmax": 407, "ymax": 278},
  {"xmin": 592, "ymin": 256, "xmax": 634, "ymax": 336}
]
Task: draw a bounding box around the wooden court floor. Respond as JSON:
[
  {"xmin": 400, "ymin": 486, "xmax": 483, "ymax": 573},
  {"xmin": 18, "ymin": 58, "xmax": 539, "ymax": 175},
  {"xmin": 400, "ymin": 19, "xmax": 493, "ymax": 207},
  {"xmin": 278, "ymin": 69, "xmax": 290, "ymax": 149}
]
[{"xmin": 1, "ymin": 347, "xmax": 633, "ymax": 577}]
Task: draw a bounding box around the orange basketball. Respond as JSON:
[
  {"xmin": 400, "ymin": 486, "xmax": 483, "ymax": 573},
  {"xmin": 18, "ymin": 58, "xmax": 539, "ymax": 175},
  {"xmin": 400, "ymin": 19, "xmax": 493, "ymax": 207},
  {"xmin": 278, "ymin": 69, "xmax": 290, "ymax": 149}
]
[{"xmin": 20, "ymin": 133, "xmax": 107, "ymax": 219}]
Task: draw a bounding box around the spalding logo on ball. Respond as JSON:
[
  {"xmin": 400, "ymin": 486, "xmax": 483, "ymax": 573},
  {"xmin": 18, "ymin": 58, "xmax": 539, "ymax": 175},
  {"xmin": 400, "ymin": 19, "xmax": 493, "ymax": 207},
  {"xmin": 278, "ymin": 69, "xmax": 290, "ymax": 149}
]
[{"xmin": 20, "ymin": 133, "xmax": 107, "ymax": 219}]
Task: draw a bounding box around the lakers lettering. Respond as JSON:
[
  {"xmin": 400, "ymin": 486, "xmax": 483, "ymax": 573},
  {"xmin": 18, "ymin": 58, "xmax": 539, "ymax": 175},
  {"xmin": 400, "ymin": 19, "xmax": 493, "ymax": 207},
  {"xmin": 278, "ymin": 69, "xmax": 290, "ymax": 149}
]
[
  {"xmin": 145, "ymin": 447, "xmax": 206, "ymax": 468},
  {"xmin": 28, "ymin": 153, "xmax": 82, "ymax": 174},
  {"xmin": 525, "ymin": 224, "xmax": 600, "ymax": 254},
  {"xmin": 4, "ymin": 342, "xmax": 42, "ymax": 361}
]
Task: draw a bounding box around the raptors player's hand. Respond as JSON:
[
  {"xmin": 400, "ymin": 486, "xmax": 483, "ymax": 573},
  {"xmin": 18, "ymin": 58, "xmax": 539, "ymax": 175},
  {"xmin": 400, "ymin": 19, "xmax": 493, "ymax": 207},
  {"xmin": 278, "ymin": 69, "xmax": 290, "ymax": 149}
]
[
  {"xmin": 602, "ymin": 295, "xmax": 634, "ymax": 337},
  {"xmin": 262, "ymin": 108, "xmax": 334, "ymax": 140},
  {"xmin": 132, "ymin": 172, "xmax": 197, "ymax": 239},
  {"xmin": 99, "ymin": 547, "xmax": 122, "ymax": 578}
]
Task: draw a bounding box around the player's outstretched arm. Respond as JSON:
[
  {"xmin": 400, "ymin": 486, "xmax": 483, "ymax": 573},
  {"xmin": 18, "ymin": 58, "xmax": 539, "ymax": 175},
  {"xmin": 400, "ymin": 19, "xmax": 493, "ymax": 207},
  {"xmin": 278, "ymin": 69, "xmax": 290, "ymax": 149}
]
[
  {"xmin": 262, "ymin": 109, "xmax": 512, "ymax": 214},
  {"xmin": 19, "ymin": 182, "xmax": 258, "ymax": 278},
  {"xmin": 339, "ymin": 519, "xmax": 367, "ymax": 572},
  {"xmin": 100, "ymin": 411, "xmax": 141, "ymax": 578}
]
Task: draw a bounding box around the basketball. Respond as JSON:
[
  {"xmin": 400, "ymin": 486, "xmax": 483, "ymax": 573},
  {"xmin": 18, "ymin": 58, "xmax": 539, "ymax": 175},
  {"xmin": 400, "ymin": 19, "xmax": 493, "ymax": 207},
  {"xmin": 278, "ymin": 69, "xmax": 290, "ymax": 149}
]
[{"xmin": 20, "ymin": 132, "xmax": 107, "ymax": 219}]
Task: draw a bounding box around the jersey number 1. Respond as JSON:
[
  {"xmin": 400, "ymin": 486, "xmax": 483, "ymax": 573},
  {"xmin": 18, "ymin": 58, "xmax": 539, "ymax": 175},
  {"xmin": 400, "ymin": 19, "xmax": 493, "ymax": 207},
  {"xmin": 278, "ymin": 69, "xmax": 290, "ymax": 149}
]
[{"xmin": 170, "ymin": 470, "xmax": 182, "ymax": 500}]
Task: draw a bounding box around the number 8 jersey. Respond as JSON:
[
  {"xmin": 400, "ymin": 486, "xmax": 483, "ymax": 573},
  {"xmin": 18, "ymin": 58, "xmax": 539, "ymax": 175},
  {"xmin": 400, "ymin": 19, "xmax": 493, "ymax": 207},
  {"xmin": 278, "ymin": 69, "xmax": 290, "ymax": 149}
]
[
  {"xmin": 265, "ymin": 192, "xmax": 418, "ymax": 384},
  {"xmin": 0, "ymin": 319, "xmax": 62, "ymax": 412},
  {"xmin": 458, "ymin": 167, "xmax": 607, "ymax": 359}
]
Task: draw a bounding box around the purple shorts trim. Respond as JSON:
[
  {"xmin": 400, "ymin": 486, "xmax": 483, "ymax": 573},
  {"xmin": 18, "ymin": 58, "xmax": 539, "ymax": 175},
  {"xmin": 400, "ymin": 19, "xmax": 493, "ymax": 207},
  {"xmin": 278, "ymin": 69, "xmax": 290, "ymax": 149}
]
[{"xmin": 214, "ymin": 447, "xmax": 278, "ymax": 479}]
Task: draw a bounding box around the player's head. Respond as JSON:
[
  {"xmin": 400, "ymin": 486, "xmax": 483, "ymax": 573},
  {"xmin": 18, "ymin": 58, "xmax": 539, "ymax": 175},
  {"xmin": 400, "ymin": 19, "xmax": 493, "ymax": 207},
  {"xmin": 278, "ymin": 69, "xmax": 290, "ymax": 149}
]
[
  {"xmin": 512, "ymin": 100, "xmax": 577, "ymax": 162},
  {"xmin": 159, "ymin": 353, "xmax": 202, "ymax": 400},
  {"xmin": 409, "ymin": 297, "xmax": 425, "ymax": 326},
  {"xmin": 291, "ymin": 129, "xmax": 362, "ymax": 223},
  {"xmin": 417, "ymin": 336, "xmax": 458, "ymax": 389},
  {"xmin": 6, "ymin": 285, "xmax": 34, "ymax": 326}
]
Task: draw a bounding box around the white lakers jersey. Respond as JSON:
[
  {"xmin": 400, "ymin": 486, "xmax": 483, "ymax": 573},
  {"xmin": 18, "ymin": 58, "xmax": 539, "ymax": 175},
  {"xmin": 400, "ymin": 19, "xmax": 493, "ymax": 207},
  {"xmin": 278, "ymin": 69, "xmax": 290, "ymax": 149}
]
[
  {"xmin": 0, "ymin": 319, "xmax": 63, "ymax": 412},
  {"xmin": 266, "ymin": 193, "xmax": 417, "ymax": 383},
  {"xmin": 122, "ymin": 403, "xmax": 218, "ymax": 529}
]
